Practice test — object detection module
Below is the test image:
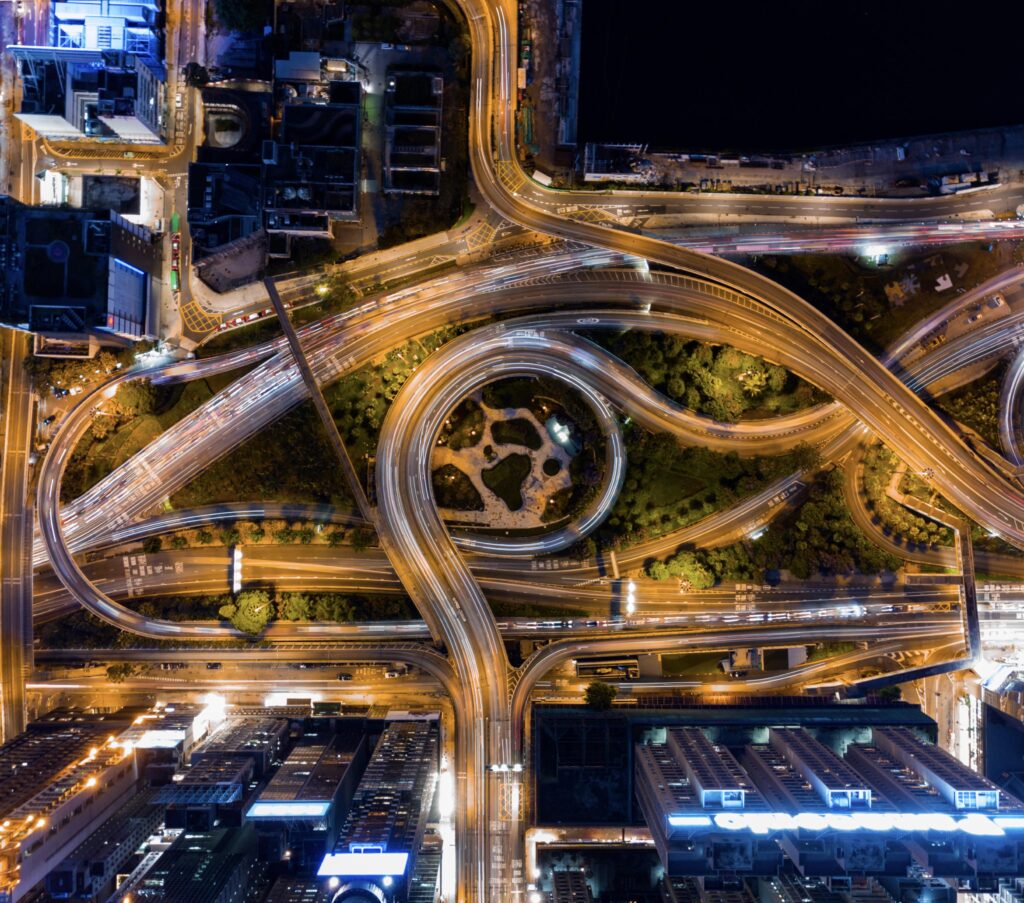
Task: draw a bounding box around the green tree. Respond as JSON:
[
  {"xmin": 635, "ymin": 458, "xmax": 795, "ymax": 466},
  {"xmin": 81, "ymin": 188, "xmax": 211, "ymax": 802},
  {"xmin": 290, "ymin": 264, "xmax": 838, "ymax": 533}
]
[
  {"xmin": 584, "ymin": 681, "xmax": 617, "ymax": 711},
  {"xmin": 273, "ymin": 527, "xmax": 296, "ymax": 544},
  {"xmin": 350, "ymin": 528, "xmax": 374, "ymax": 552},
  {"xmin": 220, "ymin": 590, "xmax": 272, "ymax": 635},
  {"xmin": 196, "ymin": 530, "xmax": 213, "ymax": 545},
  {"xmin": 114, "ymin": 379, "xmax": 156, "ymax": 416},
  {"xmin": 106, "ymin": 663, "xmax": 136, "ymax": 683},
  {"xmin": 220, "ymin": 527, "xmax": 241, "ymax": 547},
  {"xmin": 313, "ymin": 594, "xmax": 355, "ymax": 622},
  {"xmin": 278, "ymin": 593, "xmax": 311, "ymax": 621},
  {"xmin": 171, "ymin": 534, "xmax": 188, "ymax": 550},
  {"xmin": 141, "ymin": 536, "xmax": 162, "ymax": 554}
]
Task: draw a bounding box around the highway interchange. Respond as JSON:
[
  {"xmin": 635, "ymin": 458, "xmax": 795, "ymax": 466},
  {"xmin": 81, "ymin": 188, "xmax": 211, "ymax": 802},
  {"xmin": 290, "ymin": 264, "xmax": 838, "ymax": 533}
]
[{"xmin": 6, "ymin": 0, "xmax": 1024, "ymax": 899}]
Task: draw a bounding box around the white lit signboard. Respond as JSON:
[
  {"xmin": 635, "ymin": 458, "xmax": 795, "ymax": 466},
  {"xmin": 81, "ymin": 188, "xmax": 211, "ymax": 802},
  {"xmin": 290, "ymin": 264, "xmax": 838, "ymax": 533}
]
[
  {"xmin": 317, "ymin": 852, "xmax": 410, "ymax": 877},
  {"xmin": 667, "ymin": 811, "xmax": 1024, "ymax": 837},
  {"xmin": 247, "ymin": 801, "xmax": 331, "ymax": 819}
]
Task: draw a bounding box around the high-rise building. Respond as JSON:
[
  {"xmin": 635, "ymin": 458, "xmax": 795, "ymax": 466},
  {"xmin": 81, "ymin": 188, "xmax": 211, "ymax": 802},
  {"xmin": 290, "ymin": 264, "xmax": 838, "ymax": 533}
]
[
  {"xmin": 247, "ymin": 721, "xmax": 368, "ymax": 872},
  {"xmin": 0, "ymin": 198, "xmax": 159, "ymax": 346},
  {"xmin": 9, "ymin": 48, "xmax": 166, "ymax": 143},
  {"xmin": 126, "ymin": 826, "xmax": 262, "ymax": 903},
  {"xmin": 317, "ymin": 720, "xmax": 439, "ymax": 903},
  {"xmin": 0, "ymin": 713, "xmax": 140, "ymax": 901},
  {"xmin": 44, "ymin": 787, "xmax": 164, "ymax": 902}
]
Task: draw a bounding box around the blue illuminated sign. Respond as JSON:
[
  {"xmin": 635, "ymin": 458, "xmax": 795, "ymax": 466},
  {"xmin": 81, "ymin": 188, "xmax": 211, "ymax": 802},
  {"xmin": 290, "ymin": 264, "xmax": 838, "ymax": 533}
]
[
  {"xmin": 667, "ymin": 811, "xmax": 1024, "ymax": 837},
  {"xmin": 247, "ymin": 801, "xmax": 331, "ymax": 819}
]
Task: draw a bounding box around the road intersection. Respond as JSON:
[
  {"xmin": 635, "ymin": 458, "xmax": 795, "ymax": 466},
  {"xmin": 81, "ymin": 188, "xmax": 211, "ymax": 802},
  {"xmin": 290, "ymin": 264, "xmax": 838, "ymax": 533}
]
[{"xmin": 9, "ymin": 0, "xmax": 1024, "ymax": 898}]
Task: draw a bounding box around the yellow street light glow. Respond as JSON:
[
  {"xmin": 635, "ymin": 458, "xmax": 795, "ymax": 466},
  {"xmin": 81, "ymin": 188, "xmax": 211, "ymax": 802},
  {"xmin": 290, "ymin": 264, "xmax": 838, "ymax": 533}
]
[
  {"xmin": 316, "ymin": 284, "xmax": 329, "ymax": 296},
  {"xmin": 84, "ymin": 776, "xmax": 98, "ymax": 789}
]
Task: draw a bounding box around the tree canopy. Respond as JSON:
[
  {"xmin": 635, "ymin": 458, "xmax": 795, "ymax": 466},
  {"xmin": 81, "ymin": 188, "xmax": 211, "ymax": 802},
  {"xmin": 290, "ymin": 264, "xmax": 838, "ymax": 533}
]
[
  {"xmin": 219, "ymin": 590, "xmax": 272, "ymax": 635},
  {"xmin": 584, "ymin": 681, "xmax": 617, "ymax": 710}
]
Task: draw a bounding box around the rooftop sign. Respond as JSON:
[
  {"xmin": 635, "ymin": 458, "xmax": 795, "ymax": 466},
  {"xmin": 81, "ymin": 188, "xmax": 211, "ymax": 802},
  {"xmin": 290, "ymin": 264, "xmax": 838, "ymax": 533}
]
[
  {"xmin": 667, "ymin": 811, "xmax": 1024, "ymax": 837},
  {"xmin": 317, "ymin": 851, "xmax": 410, "ymax": 877}
]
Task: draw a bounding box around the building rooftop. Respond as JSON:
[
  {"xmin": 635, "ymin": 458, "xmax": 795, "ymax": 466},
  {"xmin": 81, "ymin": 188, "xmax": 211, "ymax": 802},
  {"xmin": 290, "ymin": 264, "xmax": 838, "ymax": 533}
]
[
  {"xmin": 255, "ymin": 723, "xmax": 365, "ymax": 807},
  {"xmin": 157, "ymin": 755, "xmax": 254, "ymax": 806},
  {"xmin": 668, "ymin": 727, "xmax": 757, "ymax": 809},
  {"xmin": 134, "ymin": 827, "xmax": 257, "ymax": 903},
  {"xmin": 192, "ymin": 717, "xmax": 289, "ymax": 778},
  {"xmin": 873, "ymin": 727, "xmax": 1016, "ymax": 810},
  {"xmin": 771, "ymin": 728, "xmax": 872, "ymax": 805},
  {"xmin": 336, "ymin": 721, "xmax": 438, "ymax": 853},
  {"xmin": 0, "ymin": 198, "xmax": 156, "ymax": 339}
]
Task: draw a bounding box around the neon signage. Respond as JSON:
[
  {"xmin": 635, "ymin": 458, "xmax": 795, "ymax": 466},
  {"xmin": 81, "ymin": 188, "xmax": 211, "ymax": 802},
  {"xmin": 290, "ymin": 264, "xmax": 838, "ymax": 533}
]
[{"xmin": 667, "ymin": 811, "xmax": 1024, "ymax": 837}]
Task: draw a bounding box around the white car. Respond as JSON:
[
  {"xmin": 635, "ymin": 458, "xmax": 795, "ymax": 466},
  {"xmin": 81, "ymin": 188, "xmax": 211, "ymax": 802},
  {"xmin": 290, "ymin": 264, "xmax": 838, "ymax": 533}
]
[{"xmin": 175, "ymin": 93, "xmax": 183, "ymax": 109}]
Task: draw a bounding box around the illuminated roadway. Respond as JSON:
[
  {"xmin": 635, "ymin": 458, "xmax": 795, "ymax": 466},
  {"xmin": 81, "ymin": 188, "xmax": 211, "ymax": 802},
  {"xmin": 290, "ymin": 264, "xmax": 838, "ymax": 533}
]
[
  {"xmin": 0, "ymin": 329, "xmax": 32, "ymax": 740},
  {"xmin": 23, "ymin": 0, "xmax": 1024, "ymax": 895},
  {"xmin": 34, "ymin": 250, "xmax": 1024, "ymax": 898}
]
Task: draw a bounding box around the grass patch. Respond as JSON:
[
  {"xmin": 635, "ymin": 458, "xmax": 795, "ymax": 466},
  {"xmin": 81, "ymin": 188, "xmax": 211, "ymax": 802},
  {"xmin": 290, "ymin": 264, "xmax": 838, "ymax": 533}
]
[
  {"xmin": 491, "ymin": 417, "xmax": 542, "ymax": 450},
  {"xmin": 170, "ymin": 400, "xmax": 352, "ymax": 508},
  {"xmin": 326, "ymin": 326, "xmax": 470, "ymax": 473},
  {"xmin": 481, "ymin": 453, "xmax": 532, "ymax": 511},
  {"xmin": 861, "ymin": 443, "xmax": 952, "ymax": 548},
  {"xmin": 750, "ymin": 243, "xmax": 1014, "ymax": 354},
  {"xmin": 62, "ymin": 368, "xmax": 255, "ymax": 502},
  {"xmin": 661, "ymin": 652, "xmax": 723, "ymax": 677},
  {"xmin": 438, "ymin": 398, "xmax": 484, "ymax": 450},
  {"xmin": 647, "ymin": 469, "xmax": 902, "ymax": 584},
  {"xmin": 432, "ymin": 464, "xmax": 483, "ymax": 510},
  {"xmin": 807, "ymin": 641, "xmax": 856, "ymax": 663}
]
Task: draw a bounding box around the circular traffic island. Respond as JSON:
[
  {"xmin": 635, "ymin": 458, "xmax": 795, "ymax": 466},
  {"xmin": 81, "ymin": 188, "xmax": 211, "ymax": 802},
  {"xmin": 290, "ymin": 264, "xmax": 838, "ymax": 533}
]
[{"xmin": 430, "ymin": 377, "xmax": 607, "ymax": 531}]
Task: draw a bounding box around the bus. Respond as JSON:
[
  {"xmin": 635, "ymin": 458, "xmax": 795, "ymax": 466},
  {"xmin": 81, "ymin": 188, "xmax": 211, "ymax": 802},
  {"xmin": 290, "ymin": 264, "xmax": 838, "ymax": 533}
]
[
  {"xmin": 575, "ymin": 656, "xmax": 639, "ymax": 680},
  {"xmin": 169, "ymin": 267, "xmax": 180, "ymax": 293},
  {"xmin": 170, "ymin": 211, "xmax": 180, "ymax": 233}
]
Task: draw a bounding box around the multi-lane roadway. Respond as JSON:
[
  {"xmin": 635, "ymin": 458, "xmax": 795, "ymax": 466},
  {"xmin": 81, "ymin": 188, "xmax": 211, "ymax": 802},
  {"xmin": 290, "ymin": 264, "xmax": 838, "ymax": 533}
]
[{"xmin": 11, "ymin": 0, "xmax": 1024, "ymax": 898}]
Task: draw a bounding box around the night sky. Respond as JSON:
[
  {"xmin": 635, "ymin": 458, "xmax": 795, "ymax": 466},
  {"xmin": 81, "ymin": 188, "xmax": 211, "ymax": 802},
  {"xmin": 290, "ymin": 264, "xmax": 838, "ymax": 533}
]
[{"xmin": 579, "ymin": 0, "xmax": 1024, "ymax": 152}]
